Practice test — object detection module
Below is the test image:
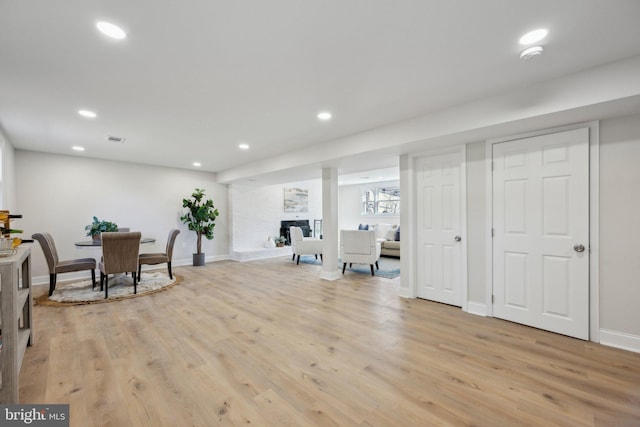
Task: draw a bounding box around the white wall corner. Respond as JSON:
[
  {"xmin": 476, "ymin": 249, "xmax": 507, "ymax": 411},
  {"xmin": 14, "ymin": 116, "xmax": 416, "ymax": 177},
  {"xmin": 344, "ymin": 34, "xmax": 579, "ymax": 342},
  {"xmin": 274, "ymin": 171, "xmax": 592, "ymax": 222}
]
[{"xmin": 599, "ymin": 329, "xmax": 640, "ymax": 354}]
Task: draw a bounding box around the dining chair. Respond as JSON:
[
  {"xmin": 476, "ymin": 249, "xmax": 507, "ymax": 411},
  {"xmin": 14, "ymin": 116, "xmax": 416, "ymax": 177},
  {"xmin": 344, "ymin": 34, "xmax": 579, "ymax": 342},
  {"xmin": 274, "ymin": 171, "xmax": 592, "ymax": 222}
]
[
  {"xmin": 340, "ymin": 229, "xmax": 381, "ymax": 276},
  {"xmin": 98, "ymin": 231, "xmax": 141, "ymax": 299},
  {"xmin": 32, "ymin": 232, "xmax": 97, "ymax": 296},
  {"xmin": 138, "ymin": 228, "xmax": 180, "ymax": 279},
  {"xmin": 289, "ymin": 226, "xmax": 323, "ymax": 265}
]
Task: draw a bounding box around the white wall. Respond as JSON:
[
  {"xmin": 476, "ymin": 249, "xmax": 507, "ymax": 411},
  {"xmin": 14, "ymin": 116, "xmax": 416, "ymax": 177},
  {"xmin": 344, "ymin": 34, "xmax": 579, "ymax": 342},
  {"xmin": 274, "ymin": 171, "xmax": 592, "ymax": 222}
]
[
  {"xmin": 338, "ymin": 180, "xmax": 400, "ymax": 230},
  {"xmin": 15, "ymin": 150, "xmax": 229, "ymax": 282},
  {"xmin": 230, "ymin": 179, "xmax": 322, "ymax": 251},
  {"xmin": 599, "ymin": 114, "xmax": 640, "ymax": 338},
  {"xmin": 465, "ymin": 142, "xmax": 486, "ymax": 304},
  {"xmin": 460, "ymin": 115, "xmax": 640, "ymax": 345},
  {"xmin": 0, "ymin": 128, "xmax": 16, "ymax": 209}
]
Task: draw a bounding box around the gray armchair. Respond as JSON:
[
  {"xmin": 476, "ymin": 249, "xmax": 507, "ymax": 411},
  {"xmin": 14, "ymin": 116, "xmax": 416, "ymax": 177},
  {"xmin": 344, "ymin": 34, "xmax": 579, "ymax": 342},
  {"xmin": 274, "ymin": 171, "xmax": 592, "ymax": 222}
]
[
  {"xmin": 138, "ymin": 229, "xmax": 180, "ymax": 279},
  {"xmin": 32, "ymin": 232, "xmax": 96, "ymax": 296},
  {"xmin": 98, "ymin": 232, "xmax": 141, "ymax": 299}
]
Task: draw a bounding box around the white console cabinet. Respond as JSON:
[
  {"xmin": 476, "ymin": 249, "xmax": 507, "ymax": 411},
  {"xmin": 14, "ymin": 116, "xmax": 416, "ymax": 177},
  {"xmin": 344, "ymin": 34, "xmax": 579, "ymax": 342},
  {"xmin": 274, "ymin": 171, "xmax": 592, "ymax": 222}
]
[{"xmin": 0, "ymin": 245, "xmax": 33, "ymax": 403}]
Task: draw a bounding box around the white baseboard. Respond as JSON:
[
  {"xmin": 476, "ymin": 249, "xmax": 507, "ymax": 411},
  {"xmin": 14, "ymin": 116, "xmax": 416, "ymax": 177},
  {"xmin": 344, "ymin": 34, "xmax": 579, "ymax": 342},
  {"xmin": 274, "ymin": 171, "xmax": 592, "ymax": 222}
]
[
  {"xmin": 397, "ymin": 287, "xmax": 413, "ymax": 298},
  {"xmin": 320, "ymin": 270, "xmax": 342, "ymax": 281},
  {"xmin": 599, "ymin": 329, "xmax": 640, "ymax": 353},
  {"xmin": 466, "ymin": 301, "xmax": 488, "ymax": 317},
  {"xmin": 230, "ymin": 247, "xmax": 292, "ymax": 262}
]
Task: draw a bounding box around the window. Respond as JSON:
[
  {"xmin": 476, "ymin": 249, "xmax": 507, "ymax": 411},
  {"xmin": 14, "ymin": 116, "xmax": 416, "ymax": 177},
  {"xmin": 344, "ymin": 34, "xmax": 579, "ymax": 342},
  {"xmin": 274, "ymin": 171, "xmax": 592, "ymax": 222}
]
[{"xmin": 361, "ymin": 185, "xmax": 400, "ymax": 215}]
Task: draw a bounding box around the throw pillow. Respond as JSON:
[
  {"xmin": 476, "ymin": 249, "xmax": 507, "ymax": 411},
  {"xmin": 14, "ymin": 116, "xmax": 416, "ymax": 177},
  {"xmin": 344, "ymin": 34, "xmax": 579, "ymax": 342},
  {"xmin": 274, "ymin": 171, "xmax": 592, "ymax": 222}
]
[
  {"xmin": 395, "ymin": 226, "xmax": 400, "ymax": 241},
  {"xmin": 384, "ymin": 226, "xmax": 397, "ymax": 241},
  {"xmin": 358, "ymin": 224, "xmax": 369, "ymax": 230}
]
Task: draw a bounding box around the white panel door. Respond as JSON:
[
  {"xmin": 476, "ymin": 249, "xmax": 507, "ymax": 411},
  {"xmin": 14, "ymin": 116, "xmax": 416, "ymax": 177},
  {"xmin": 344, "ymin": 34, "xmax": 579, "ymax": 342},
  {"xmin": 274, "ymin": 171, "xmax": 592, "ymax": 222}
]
[
  {"xmin": 416, "ymin": 152, "xmax": 462, "ymax": 306},
  {"xmin": 492, "ymin": 128, "xmax": 589, "ymax": 339}
]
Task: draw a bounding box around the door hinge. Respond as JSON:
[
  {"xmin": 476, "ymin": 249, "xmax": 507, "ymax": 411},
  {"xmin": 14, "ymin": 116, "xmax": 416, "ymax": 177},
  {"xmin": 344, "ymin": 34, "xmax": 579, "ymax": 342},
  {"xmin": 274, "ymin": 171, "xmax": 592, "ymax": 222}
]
[
  {"xmin": 491, "ymin": 228, "xmax": 494, "ymax": 237},
  {"xmin": 491, "ymin": 161, "xmax": 494, "ymax": 171},
  {"xmin": 492, "ymin": 294, "xmax": 495, "ymax": 304}
]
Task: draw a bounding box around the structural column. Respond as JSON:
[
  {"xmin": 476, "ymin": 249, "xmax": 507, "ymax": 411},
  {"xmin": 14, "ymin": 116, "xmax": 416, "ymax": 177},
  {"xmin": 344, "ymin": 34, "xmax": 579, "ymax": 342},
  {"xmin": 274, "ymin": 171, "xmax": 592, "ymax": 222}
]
[{"xmin": 320, "ymin": 167, "xmax": 341, "ymax": 280}]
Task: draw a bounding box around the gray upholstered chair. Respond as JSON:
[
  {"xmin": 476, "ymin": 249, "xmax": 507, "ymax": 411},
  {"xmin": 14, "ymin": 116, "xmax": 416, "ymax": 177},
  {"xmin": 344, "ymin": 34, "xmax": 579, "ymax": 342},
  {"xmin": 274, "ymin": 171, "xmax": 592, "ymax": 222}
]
[
  {"xmin": 98, "ymin": 232, "xmax": 141, "ymax": 299},
  {"xmin": 32, "ymin": 232, "xmax": 96, "ymax": 296},
  {"xmin": 138, "ymin": 229, "xmax": 180, "ymax": 279},
  {"xmin": 340, "ymin": 230, "xmax": 381, "ymax": 276},
  {"xmin": 289, "ymin": 226, "xmax": 323, "ymax": 265}
]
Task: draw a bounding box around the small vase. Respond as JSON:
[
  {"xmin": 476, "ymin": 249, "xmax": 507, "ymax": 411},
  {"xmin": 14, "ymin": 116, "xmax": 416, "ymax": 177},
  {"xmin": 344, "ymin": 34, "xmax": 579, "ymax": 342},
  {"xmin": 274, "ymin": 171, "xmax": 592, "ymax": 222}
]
[{"xmin": 92, "ymin": 234, "xmax": 101, "ymax": 242}]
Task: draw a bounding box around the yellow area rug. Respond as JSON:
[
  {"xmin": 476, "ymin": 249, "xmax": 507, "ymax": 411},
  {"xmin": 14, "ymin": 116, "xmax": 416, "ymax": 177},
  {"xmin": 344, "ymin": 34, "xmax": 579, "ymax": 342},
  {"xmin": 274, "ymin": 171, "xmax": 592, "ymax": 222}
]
[{"xmin": 35, "ymin": 271, "xmax": 181, "ymax": 306}]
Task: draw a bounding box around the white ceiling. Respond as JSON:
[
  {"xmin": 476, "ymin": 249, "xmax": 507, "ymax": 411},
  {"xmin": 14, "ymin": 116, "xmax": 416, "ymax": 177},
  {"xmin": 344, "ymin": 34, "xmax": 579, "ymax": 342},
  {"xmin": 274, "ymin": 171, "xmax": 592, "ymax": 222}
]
[{"xmin": 2, "ymin": 1, "xmax": 640, "ymax": 182}]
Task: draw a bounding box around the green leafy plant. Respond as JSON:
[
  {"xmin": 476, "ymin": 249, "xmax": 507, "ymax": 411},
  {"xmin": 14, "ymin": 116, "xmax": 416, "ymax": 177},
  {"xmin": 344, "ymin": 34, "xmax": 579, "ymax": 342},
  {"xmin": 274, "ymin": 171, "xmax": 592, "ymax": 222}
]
[
  {"xmin": 85, "ymin": 216, "xmax": 118, "ymax": 237},
  {"xmin": 180, "ymin": 188, "xmax": 220, "ymax": 254},
  {"xmin": 274, "ymin": 236, "xmax": 286, "ymax": 245}
]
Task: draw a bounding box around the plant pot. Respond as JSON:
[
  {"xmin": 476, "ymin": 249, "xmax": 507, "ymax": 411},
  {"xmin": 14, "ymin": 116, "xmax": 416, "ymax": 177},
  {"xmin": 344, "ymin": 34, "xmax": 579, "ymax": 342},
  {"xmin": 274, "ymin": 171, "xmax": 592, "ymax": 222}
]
[
  {"xmin": 92, "ymin": 234, "xmax": 101, "ymax": 242},
  {"xmin": 276, "ymin": 243, "xmax": 284, "ymax": 247},
  {"xmin": 193, "ymin": 253, "xmax": 205, "ymax": 266}
]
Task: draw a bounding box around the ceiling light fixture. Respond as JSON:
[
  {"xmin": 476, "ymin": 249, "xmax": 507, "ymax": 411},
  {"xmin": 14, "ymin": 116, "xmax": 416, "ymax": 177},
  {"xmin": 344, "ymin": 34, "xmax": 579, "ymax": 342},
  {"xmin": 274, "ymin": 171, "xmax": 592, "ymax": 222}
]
[
  {"xmin": 193, "ymin": 162, "xmax": 201, "ymax": 167},
  {"xmin": 72, "ymin": 146, "xmax": 85, "ymax": 152},
  {"xmin": 238, "ymin": 143, "xmax": 250, "ymax": 150},
  {"xmin": 317, "ymin": 112, "xmax": 332, "ymax": 121},
  {"xmin": 78, "ymin": 109, "xmax": 97, "ymax": 118},
  {"xmin": 96, "ymin": 21, "xmax": 127, "ymax": 40},
  {"xmin": 520, "ymin": 45, "xmax": 544, "ymax": 60},
  {"xmin": 519, "ymin": 28, "xmax": 548, "ymax": 45}
]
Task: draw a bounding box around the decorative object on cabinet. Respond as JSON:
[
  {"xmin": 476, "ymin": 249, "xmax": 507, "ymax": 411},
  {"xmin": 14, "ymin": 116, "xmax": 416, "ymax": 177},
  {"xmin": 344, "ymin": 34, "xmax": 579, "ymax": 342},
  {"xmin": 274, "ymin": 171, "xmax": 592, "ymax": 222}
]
[{"xmin": 0, "ymin": 210, "xmax": 23, "ymax": 237}]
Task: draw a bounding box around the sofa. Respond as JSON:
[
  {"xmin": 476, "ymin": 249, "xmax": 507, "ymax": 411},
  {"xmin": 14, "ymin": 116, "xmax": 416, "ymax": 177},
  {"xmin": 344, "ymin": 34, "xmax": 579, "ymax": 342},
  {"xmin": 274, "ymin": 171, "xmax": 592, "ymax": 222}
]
[{"xmin": 358, "ymin": 223, "xmax": 400, "ymax": 258}]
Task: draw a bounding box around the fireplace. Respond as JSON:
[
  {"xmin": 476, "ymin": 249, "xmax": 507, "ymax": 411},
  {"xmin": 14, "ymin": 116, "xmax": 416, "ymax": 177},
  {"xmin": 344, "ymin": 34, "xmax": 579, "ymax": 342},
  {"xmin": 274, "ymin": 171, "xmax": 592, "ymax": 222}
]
[{"xmin": 280, "ymin": 220, "xmax": 311, "ymax": 245}]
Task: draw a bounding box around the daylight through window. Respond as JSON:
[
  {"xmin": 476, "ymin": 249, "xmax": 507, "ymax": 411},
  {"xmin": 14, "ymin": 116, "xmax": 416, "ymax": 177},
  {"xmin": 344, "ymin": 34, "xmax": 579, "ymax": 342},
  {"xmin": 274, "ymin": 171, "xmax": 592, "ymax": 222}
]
[{"xmin": 361, "ymin": 185, "xmax": 400, "ymax": 215}]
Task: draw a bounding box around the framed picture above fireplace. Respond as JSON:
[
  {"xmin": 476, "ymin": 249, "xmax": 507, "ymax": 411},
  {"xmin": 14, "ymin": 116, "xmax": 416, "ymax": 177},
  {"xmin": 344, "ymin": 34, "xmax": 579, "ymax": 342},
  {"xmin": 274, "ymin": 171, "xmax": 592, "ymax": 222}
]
[{"xmin": 283, "ymin": 187, "xmax": 308, "ymax": 212}]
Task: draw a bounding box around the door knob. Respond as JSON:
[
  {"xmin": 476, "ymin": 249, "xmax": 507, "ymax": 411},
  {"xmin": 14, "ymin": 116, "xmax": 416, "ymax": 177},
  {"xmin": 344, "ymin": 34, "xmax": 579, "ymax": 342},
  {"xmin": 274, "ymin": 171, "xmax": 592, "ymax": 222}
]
[
  {"xmin": 454, "ymin": 236, "xmax": 462, "ymax": 242},
  {"xmin": 573, "ymin": 244, "xmax": 585, "ymax": 253}
]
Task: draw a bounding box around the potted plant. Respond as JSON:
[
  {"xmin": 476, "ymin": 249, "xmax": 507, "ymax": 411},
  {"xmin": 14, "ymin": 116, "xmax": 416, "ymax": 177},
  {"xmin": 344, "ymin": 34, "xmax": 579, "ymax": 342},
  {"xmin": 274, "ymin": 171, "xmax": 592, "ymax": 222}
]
[
  {"xmin": 85, "ymin": 216, "xmax": 118, "ymax": 241},
  {"xmin": 180, "ymin": 188, "xmax": 219, "ymax": 266},
  {"xmin": 274, "ymin": 236, "xmax": 286, "ymax": 247}
]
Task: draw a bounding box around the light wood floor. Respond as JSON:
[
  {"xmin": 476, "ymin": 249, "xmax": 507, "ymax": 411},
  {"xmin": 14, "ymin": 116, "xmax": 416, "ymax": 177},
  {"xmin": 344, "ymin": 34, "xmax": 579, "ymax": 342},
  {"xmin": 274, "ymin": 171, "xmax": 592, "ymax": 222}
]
[{"xmin": 20, "ymin": 257, "xmax": 640, "ymax": 426}]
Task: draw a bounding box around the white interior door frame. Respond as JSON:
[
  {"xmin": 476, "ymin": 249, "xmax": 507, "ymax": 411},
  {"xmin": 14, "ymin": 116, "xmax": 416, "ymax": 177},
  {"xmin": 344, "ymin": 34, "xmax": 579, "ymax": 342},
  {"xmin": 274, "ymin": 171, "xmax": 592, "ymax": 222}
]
[
  {"xmin": 484, "ymin": 121, "xmax": 600, "ymax": 342},
  {"xmin": 408, "ymin": 145, "xmax": 468, "ymax": 311}
]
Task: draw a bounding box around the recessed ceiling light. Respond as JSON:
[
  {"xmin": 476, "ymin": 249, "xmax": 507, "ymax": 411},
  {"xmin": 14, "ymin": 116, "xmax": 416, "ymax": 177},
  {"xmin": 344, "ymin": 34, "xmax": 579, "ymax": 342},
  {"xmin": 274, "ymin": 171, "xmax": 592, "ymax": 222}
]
[
  {"xmin": 193, "ymin": 162, "xmax": 201, "ymax": 167},
  {"xmin": 238, "ymin": 143, "xmax": 250, "ymax": 150},
  {"xmin": 78, "ymin": 109, "xmax": 97, "ymax": 118},
  {"xmin": 96, "ymin": 21, "xmax": 127, "ymax": 40},
  {"xmin": 519, "ymin": 28, "xmax": 548, "ymax": 45},
  {"xmin": 72, "ymin": 146, "xmax": 85, "ymax": 151},
  {"xmin": 520, "ymin": 45, "xmax": 544, "ymax": 60},
  {"xmin": 317, "ymin": 112, "xmax": 332, "ymax": 121}
]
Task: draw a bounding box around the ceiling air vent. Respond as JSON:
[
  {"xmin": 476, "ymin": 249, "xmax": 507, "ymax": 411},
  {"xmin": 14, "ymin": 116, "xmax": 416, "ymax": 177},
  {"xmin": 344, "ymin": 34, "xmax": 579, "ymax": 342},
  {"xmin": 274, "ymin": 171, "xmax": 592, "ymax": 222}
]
[{"xmin": 105, "ymin": 135, "xmax": 125, "ymax": 143}]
